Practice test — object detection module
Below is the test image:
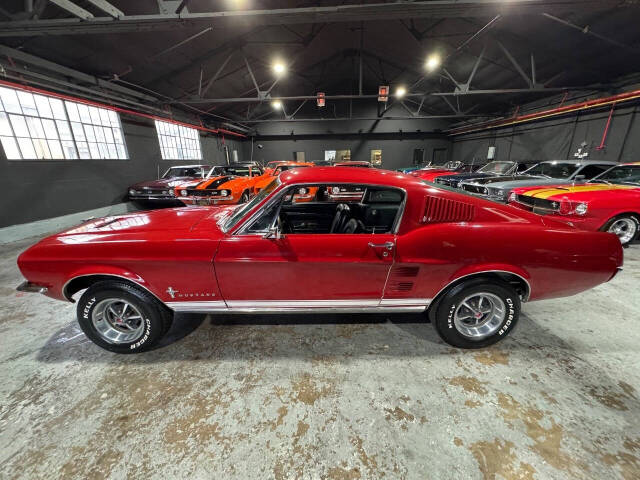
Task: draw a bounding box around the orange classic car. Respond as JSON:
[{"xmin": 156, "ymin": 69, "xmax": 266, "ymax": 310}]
[
  {"xmin": 176, "ymin": 163, "xmax": 263, "ymax": 205},
  {"xmin": 253, "ymin": 161, "xmax": 315, "ymax": 193}
]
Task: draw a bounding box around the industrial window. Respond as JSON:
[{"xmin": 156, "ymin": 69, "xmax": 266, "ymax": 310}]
[
  {"xmin": 155, "ymin": 120, "xmax": 202, "ymax": 160},
  {"xmin": 0, "ymin": 85, "xmax": 128, "ymax": 160}
]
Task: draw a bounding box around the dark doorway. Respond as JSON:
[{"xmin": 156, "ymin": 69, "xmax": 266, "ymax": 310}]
[
  {"xmin": 432, "ymin": 148, "xmax": 448, "ymax": 165},
  {"xmin": 412, "ymin": 148, "xmax": 425, "ymax": 165}
]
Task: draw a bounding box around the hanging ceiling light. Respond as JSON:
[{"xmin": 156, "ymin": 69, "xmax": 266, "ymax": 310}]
[{"xmin": 425, "ymin": 53, "xmax": 441, "ymax": 72}]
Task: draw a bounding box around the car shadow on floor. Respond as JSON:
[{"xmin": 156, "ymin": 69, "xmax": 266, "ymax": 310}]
[{"xmin": 33, "ymin": 309, "xmax": 589, "ymax": 366}]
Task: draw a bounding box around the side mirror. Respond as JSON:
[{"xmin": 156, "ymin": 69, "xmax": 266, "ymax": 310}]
[
  {"xmin": 263, "ymin": 225, "xmax": 283, "ymax": 240},
  {"xmin": 574, "ymin": 174, "xmax": 586, "ymax": 181}
]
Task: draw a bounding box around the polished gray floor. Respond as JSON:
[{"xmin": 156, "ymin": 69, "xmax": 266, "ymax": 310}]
[{"xmin": 1, "ymin": 236, "xmax": 639, "ymax": 479}]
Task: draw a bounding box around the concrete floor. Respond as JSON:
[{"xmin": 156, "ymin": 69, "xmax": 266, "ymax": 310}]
[{"xmin": 1, "ymin": 236, "xmax": 639, "ymax": 480}]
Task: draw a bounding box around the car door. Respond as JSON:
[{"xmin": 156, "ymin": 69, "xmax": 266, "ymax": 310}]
[{"xmin": 213, "ymin": 185, "xmax": 398, "ymax": 309}]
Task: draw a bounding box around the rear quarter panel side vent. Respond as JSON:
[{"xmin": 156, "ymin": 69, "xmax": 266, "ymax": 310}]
[{"xmin": 422, "ymin": 196, "xmax": 475, "ymax": 223}]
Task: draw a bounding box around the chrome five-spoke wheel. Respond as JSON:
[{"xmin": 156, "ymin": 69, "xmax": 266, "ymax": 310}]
[
  {"xmin": 607, "ymin": 217, "xmax": 638, "ymax": 245},
  {"xmin": 453, "ymin": 293, "xmax": 506, "ymax": 340},
  {"xmin": 91, "ymin": 298, "xmax": 145, "ymax": 344}
]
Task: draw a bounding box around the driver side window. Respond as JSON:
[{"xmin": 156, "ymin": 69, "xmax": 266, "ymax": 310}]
[{"xmin": 242, "ymin": 184, "xmax": 404, "ymax": 235}]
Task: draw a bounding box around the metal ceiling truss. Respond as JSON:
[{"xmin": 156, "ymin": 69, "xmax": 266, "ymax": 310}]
[{"xmin": 0, "ymin": 1, "xmax": 621, "ymax": 37}]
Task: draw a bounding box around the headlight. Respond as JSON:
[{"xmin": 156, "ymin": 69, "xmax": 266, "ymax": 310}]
[
  {"xmin": 129, "ymin": 189, "xmax": 135, "ymax": 195},
  {"xmin": 169, "ymin": 190, "xmax": 176, "ymax": 197},
  {"xmin": 332, "ymin": 186, "xmax": 341, "ymax": 194},
  {"xmin": 575, "ymin": 203, "xmax": 588, "ymax": 215},
  {"xmin": 220, "ymin": 190, "xmax": 228, "ymax": 197},
  {"xmin": 298, "ymin": 187, "xmax": 308, "ymax": 195},
  {"xmin": 508, "ymin": 192, "xmax": 517, "ymax": 202},
  {"xmin": 181, "ymin": 189, "xmax": 187, "ymax": 196}
]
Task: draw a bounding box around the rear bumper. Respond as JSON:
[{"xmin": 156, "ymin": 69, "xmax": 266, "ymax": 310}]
[{"xmin": 16, "ymin": 281, "xmax": 48, "ymax": 294}]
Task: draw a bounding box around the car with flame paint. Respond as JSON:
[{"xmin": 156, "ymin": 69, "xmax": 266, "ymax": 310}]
[
  {"xmin": 127, "ymin": 165, "xmax": 211, "ymax": 202},
  {"xmin": 17, "ymin": 167, "xmax": 622, "ymax": 353},
  {"xmin": 176, "ymin": 163, "xmax": 263, "ymax": 205},
  {"xmin": 508, "ymin": 162, "xmax": 640, "ymax": 245}
]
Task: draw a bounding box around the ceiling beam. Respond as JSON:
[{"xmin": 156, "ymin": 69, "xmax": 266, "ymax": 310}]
[
  {"xmin": 47, "ymin": 0, "xmax": 93, "ymax": 20},
  {"xmin": 173, "ymin": 87, "xmax": 588, "ymax": 104},
  {"xmin": 0, "ymin": 44, "xmax": 158, "ymax": 103},
  {"xmin": 84, "ymin": 0, "xmax": 123, "ymax": 18},
  {"xmin": 0, "ymin": 1, "xmax": 620, "ymax": 37}
]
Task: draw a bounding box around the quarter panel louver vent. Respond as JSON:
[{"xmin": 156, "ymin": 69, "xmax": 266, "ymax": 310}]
[
  {"xmin": 422, "ymin": 196, "xmax": 475, "ymax": 223},
  {"xmin": 386, "ymin": 266, "xmax": 420, "ymax": 294}
]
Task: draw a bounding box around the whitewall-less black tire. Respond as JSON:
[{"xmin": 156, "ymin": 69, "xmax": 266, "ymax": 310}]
[{"xmin": 76, "ymin": 281, "xmax": 173, "ymax": 353}]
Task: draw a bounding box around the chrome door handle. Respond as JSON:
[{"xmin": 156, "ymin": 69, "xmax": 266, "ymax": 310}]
[{"xmin": 368, "ymin": 241, "xmax": 394, "ymax": 250}]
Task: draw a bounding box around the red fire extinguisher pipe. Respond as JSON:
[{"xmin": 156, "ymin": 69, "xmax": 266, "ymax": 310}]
[{"xmin": 595, "ymin": 103, "xmax": 615, "ymax": 151}]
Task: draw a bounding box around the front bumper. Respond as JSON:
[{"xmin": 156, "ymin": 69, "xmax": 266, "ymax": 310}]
[
  {"xmin": 16, "ymin": 281, "xmax": 48, "ymax": 294},
  {"xmin": 128, "ymin": 194, "xmax": 176, "ymax": 201},
  {"xmin": 179, "ymin": 196, "xmax": 235, "ymax": 206}
]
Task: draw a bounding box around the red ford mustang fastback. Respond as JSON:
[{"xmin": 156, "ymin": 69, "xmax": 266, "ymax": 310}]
[{"xmin": 17, "ymin": 167, "xmax": 623, "ymax": 353}]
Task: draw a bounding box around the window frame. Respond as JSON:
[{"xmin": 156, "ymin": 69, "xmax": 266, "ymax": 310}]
[
  {"xmin": 234, "ymin": 182, "xmax": 408, "ymax": 236},
  {"xmin": 0, "ymin": 85, "xmax": 128, "ymax": 161},
  {"xmin": 154, "ymin": 119, "xmax": 203, "ymax": 161}
]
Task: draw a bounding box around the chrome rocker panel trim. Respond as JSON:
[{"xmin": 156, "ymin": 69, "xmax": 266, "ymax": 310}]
[{"xmin": 166, "ymin": 298, "xmax": 431, "ymax": 313}]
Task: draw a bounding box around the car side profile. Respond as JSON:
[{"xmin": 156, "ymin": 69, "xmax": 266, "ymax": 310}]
[{"xmin": 17, "ymin": 167, "xmax": 622, "ymax": 353}]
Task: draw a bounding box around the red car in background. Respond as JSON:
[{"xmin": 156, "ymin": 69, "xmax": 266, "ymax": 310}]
[
  {"xmin": 17, "ymin": 168, "xmax": 622, "ymax": 353},
  {"xmin": 508, "ymin": 162, "xmax": 640, "ymax": 245},
  {"xmin": 253, "ymin": 161, "xmax": 315, "ymax": 194}
]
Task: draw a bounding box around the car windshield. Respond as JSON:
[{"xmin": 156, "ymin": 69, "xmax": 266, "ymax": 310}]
[
  {"xmin": 477, "ymin": 161, "xmax": 514, "ymax": 174},
  {"xmin": 222, "ymin": 178, "xmax": 281, "ymax": 232},
  {"xmin": 163, "ymin": 167, "xmax": 204, "ymax": 178},
  {"xmin": 209, "ymin": 165, "xmax": 252, "ymax": 177},
  {"xmin": 590, "ymin": 165, "xmax": 640, "ymax": 185},
  {"xmin": 523, "ymin": 162, "xmax": 580, "ymax": 178}
]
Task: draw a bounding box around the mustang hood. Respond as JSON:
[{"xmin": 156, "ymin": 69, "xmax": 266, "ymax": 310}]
[
  {"xmin": 518, "ymin": 183, "xmax": 640, "ymax": 200},
  {"xmin": 480, "ymin": 176, "xmax": 582, "ymax": 190},
  {"xmin": 58, "ymin": 208, "xmax": 215, "ymax": 237}
]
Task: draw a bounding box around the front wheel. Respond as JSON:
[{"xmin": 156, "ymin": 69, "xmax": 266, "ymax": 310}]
[
  {"xmin": 77, "ymin": 281, "xmax": 173, "ymax": 353},
  {"xmin": 240, "ymin": 191, "xmax": 250, "ymax": 203},
  {"xmin": 432, "ymin": 279, "xmax": 520, "ymax": 349},
  {"xmin": 603, "ymin": 214, "xmax": 639, "ymax": 246}
]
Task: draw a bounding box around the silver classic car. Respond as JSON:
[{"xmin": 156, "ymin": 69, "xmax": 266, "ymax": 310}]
[{"xmin": 459, "ymin": 160, "xmax": 616, "ymax": 202}]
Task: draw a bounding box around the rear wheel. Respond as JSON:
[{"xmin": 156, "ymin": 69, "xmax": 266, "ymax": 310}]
[
  {"xmin": 603, "ymin": 214, "xmax": 639, "ymax": 246},
  {"xmin": 432, "ymin": 279, "xmax": 520, "ymax": 349},
  {"xmin": 76, "ymin": 281, "xmax": 173, "ymax": 353}
]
